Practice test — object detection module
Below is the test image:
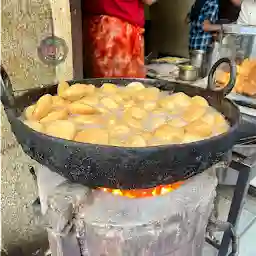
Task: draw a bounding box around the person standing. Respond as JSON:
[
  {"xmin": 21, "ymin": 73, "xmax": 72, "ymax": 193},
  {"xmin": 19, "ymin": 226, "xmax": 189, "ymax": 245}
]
[
  {"xmin": 187, "ymin": 0, "xmax": 219, "ymax": 51},
  {"xmin": 237, "ymin": 0, "xmax": 256, "ymax": 25},
  {"xmin": 237, "ymin": 0, "xmax": 256, "ymax": 58},
  {"xmin": 204, "ymin": 0, "xmax": 256, "ymax": 60},
  {"xmin": 219, "ymin": 0, "xmax": 241, "ymax": 23},
  {"xmin": 82, "ymin": 0, "xmax": 156, "ymax": 78}
]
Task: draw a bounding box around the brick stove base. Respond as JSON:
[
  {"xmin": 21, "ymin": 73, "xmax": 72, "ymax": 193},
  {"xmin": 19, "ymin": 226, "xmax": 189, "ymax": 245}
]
[{"xmin": 36, "ymin": 167, "xmax": 218, "ymax": 256}]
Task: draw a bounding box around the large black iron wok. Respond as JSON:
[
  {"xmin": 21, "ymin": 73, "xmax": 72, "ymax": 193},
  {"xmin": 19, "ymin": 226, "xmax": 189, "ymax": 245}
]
[{"xmin": 1, "ymin": 58, "xmax": 240, "ymax": 189}]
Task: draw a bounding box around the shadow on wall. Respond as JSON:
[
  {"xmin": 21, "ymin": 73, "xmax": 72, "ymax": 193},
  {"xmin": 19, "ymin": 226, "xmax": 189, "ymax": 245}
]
[{"xmin": 1, "ymin": 0, "xmax": 56, "ymax": 91}]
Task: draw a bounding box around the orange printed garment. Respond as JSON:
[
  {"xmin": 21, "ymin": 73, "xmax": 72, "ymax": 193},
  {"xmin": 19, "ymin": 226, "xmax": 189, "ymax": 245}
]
[{"xmin": 83, "ymin": 15, "xmax": 145, "ymax": 78}]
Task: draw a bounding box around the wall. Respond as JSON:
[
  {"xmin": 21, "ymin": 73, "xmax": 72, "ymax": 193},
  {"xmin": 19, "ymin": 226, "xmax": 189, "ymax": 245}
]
[
  {"xmin": 1, "ymin": 0, "xmax": 73, "ymax": 253},
  {"xmin": 150, "ymin": 0, "xmax": 194, "ymax": 58},
  {"xmin": 1, "ymin": 0, "xmax": 55, "ymax": 91},
  {"xmin": 1, "ymin": 108, "xmax": 46, "ymax": 254}
]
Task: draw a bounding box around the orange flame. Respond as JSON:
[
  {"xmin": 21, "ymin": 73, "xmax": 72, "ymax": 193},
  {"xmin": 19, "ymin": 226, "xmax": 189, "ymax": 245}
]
[{"xmin": 99, "ymin": 181, "xmax": 183, "ymax": 198}]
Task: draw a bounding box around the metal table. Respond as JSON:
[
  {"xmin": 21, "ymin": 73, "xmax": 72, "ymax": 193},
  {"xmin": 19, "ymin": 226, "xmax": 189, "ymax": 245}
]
[{"xmin": 206, "ymin": 145, "xmax": 256, "ymax": 256}]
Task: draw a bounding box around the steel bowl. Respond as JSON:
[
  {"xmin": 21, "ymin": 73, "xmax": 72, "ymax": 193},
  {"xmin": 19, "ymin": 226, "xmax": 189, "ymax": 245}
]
[
  {"xmin": 178, "ymin": 65, "xmax": 198, "ymax": 81},
  {"xmin": 190, "ymin": 49, "xmax": 213, "ymax": 78}
]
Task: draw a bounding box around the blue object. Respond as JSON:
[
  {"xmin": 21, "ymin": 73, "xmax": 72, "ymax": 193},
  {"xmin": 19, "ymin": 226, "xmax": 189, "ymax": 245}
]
[{"xmin": 189, "ymin": 0, "xmax": 219, "ymax": 50}]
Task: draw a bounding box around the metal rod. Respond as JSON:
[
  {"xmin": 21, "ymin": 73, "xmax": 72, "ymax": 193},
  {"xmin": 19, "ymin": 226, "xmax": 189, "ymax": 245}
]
[
  {"xmin": 206, "ymin": 237, "xmax": 221, "ymax": 250},
  {"xmin": 218, "ymin": 160, "xmax": 252, "ymax": 256}
]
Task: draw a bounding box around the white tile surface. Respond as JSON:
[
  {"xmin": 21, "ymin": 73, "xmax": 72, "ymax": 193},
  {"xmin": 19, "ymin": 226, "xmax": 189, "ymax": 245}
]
[
  {"xmin": 239, "ymin": 222, "xmax": 256, "ymax": 256},
  {"xmin": 203, "ymin": 242, "xmax": 218, "ymax": 256}
]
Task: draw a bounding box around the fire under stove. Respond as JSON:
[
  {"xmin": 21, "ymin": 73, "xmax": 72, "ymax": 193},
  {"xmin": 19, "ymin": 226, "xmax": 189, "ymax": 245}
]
[{"xmin": 34, "ymin": 165, "xmax": 219, "ymax": 256}]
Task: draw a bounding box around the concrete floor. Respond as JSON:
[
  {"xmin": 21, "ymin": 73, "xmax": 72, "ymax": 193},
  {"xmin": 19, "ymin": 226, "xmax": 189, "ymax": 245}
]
[{"xmin": 203, "ymin": 185, "xmax": 256, "ymax": 256}]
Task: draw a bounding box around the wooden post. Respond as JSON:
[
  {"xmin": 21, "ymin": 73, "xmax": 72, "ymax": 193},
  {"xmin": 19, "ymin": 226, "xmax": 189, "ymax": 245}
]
[{"xmin": 69, "ymin": 0, "xmax": 84, "ymax": 79}]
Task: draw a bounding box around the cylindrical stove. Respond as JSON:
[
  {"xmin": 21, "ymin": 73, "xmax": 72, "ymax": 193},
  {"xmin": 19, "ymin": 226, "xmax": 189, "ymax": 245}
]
[{"xmin": 35, "ymin": 165, "xmax": 219, "ymax": 256}]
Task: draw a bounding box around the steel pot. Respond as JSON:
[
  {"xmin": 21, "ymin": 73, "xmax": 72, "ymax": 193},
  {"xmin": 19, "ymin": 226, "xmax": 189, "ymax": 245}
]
[{"xmin": 190, "ymin": 49, "xmax": 213, "ymax": 78}]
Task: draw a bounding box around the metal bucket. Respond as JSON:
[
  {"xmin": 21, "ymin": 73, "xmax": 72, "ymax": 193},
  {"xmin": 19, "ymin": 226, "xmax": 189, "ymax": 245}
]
[{"xmin": 190, "ymin": 49, "xmax": 213, "ymax": 78}]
